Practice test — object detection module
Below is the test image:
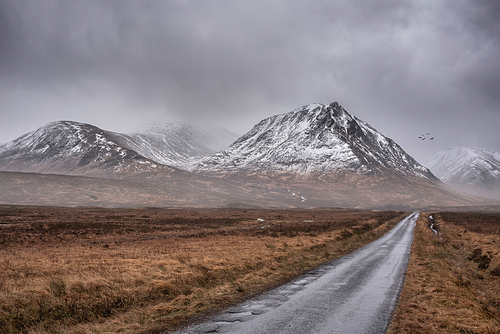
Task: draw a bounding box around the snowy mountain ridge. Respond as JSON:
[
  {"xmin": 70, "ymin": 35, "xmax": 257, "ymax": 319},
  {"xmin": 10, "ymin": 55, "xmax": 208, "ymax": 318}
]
[
  {"xmin": 0, "ymin": 121, "xmax": 240, "ymax": 175},
  {"xmin": 195, "ymin": 102, "xmax": 434, "ymax": 179},
  {"xmin": 0, "ymin": 121, "xmax": 164, "ymax": 175},
  {"xmin": 426, "ymin": 147, "xmax": 500, "ymax": 198},
  {"xmin": 113, "ymin": 123, "xmax": 239, "ymax": 169}
]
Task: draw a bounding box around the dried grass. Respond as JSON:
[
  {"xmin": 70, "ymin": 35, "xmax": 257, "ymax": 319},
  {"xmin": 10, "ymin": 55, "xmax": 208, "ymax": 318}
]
[
  {"xmin": 0, "ymin": 206, "xmax": 405, "ymax": 333},
  {"xmin": 388, "ymin": 212, "xmax": 500, "ymax": 334}
]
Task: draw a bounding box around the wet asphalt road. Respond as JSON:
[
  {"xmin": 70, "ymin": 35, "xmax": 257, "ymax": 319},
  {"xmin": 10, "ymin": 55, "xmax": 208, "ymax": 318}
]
[{"xmin": 173, "ymin": 212, "xmax": 419, "ymax": 334}]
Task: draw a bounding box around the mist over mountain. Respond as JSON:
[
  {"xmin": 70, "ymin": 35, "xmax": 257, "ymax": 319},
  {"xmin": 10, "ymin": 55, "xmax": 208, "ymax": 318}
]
[
  {"xmin": 427, "ymin": 147, "xmax": 500, "ymax": 199},
  {"xmin": 113, "ymin": 123, "xmax": 239, "ymax": 169}
]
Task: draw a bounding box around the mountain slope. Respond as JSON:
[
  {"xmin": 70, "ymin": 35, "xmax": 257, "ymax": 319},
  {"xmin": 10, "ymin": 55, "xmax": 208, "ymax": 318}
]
[
  {"xmin": 113, "ymin": 123, "xmax": 239, "ymax": 169},
  {"xmin": 195, "ymin": 102, "xmax": 434, "ymax": 180},
  {"xmin": 0, "ymin": 121, "xmax": 169, "ymax": 177},
  {"xmin": 0, "ymin": 170, "xmax": 286, "ymax": 208},
  {"xmin": 427, "ymin": 147, "xmax": 500, "ymax": 198}
]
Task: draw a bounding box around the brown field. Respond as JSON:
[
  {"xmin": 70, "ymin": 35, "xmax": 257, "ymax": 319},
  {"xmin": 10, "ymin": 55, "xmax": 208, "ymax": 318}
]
[
  {"xmin": 0, "ymin": 205, "xmax": 406, "ymax": 334},
  {"xmin": 388, "ymin": 211, "xmax": 500, "ymax": 333}
]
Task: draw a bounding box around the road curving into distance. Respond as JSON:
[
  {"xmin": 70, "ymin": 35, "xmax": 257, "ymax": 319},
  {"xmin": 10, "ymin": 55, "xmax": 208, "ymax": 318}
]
[{"xmin": 173, "ymin": 211, "xmax": 419, "ymax": 334}]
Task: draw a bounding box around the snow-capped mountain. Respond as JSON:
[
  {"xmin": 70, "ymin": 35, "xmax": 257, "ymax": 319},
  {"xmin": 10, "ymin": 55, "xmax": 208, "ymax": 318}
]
[
  {"xmin": 113, "ymin": 123, "xmax": 239, "ymax": 169},
  {"xmin": 0, "ymin": 106, "xmax": 493, "ymax": 209},
  {"xmin": 0, "ymin": 121, "xmax": 239, "ymax": 176},
  {"xmin": 0, "ymin": 121, "xmax": 168, "ymax": 176},
  {"xmin": 427, "ymin": 147, "xmax": 500, "ymax": 198},
  {"xmin": 195, "ymin": 102, "xmax": 434, "ymax": 180}
]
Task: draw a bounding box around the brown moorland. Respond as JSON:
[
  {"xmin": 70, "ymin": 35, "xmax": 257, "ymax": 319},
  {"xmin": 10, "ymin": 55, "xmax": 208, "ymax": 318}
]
[
  {"xmin": 0, "ymin": 205, "xmax": 407, "ymax": 334},
  {"xmin": 388, "ymin": 211, "xmax": 500, "ymax": 333}
]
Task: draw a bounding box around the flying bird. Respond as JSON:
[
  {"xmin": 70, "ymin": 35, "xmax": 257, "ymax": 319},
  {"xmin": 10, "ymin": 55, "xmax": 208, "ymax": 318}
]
[{"xmin": 418, "ymin": 133, "xmax": 434, "ymax": 141}]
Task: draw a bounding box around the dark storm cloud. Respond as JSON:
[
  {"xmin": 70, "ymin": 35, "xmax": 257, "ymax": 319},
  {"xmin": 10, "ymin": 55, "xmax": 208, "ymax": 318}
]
[
  {"xmin": 455, "ymin": 0, "xmax": 500, "ymax": 108},
  {"xmin": 1, "ymin": 0, "xmax": 499, "ymax": 164},
  {"xmin": 2, "ymin": 1, "xmax": 318, "ymax": 122}
]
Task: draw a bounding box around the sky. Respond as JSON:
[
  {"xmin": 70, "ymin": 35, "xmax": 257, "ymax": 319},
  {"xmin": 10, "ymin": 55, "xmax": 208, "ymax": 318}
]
[{"xmin": 1, "ymin": 0, "xmax": 499, "ymax": 165}]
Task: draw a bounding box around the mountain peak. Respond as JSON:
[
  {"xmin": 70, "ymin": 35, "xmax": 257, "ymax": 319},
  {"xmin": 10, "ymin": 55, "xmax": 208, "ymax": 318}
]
[
  {"xmin": 0, "ymin": 120, "xmax": 240, "ymax": 176},
  {"xmin": 115, "ymin": 122, "xmax": 240, "ymax": 169},
  {"xmin": 0, "ymin": 120, "xmax": 164, "ymax": 175},
  {"xmin": 303, "ymin": 102, "xmax": 367, "ymax": 142},
  {"xmin": 195, "ymin": 102, "xmax": 433, "ymax": 180},
  {"xmin": 427, "ymin": 147, "xmax": 500, "ymax": 198}
]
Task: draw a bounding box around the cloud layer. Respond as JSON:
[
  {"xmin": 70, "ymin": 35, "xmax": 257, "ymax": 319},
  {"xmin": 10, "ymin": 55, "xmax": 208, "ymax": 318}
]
[{"xmin": 1, "ymin": 0, "xmax": 499, "ymax": 163}]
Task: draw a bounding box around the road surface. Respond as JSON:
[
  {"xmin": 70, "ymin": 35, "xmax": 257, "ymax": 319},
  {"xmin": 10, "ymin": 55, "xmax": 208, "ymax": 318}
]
[{"xmin": 173, "ymin": 211, "xmax": 419, "ymax": 334}]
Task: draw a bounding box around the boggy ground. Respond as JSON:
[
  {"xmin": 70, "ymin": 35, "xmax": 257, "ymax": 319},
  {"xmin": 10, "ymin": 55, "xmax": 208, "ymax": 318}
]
[
  {"xmin": 0, "ymin": 205, "xmax": 406, "ymax": 334},
  {"xmin": 388, "ymin": 211, "xmax": 500, "ymax": 333}
]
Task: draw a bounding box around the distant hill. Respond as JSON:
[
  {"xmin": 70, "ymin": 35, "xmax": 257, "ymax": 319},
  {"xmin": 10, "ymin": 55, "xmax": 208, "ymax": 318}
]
[
  {"xmin": 427, "ymin": 147, "xmax": 500, "ymax": 199},
  {"xmin": 0, "ymin": 121, "xmax": 238, "ymax": 177},
  {"xmin": 0, "ymin": 121, "xmax": 170, "ymax": 177},
  {"xmin": 113, "ymin": 123, "xmax": 239, "ymax": 170}
]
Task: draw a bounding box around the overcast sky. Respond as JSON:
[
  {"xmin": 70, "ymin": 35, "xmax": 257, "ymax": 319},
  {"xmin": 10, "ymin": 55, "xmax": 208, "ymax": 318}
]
[{"xmin": 1, "ymin": 0, "xmax": 499, "ymax": 164}]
